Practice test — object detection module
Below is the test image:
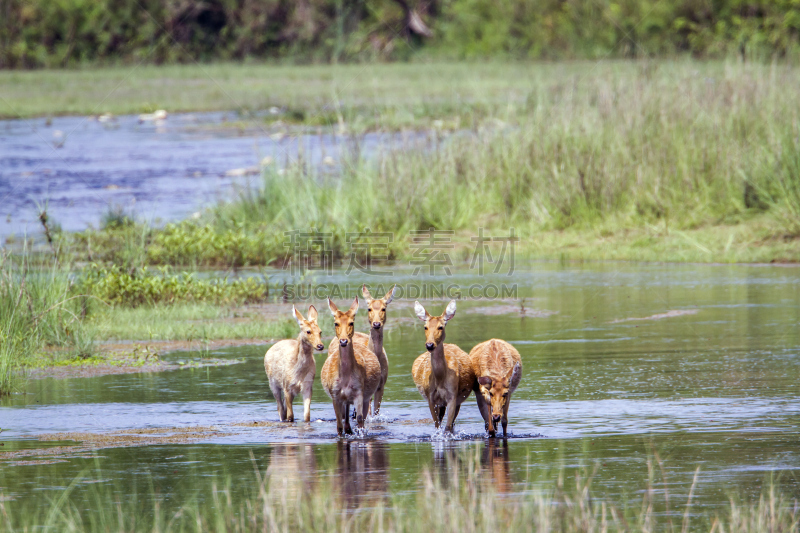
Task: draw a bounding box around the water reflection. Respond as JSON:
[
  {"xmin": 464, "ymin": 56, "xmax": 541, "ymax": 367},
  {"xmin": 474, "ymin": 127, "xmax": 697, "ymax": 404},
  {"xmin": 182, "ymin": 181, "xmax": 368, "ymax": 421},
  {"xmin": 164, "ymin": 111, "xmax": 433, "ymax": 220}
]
[
  {"xmin": 481, "ymin": 440, "xmax": 512, "ymax": 494},
  {"xmin": 431, "ymin": 440, "xmax": 514, "ymax": 494},
  {"xmin": 336, "ymin": 440, "xmax": 390, "ymax": 508},
  {"xmin": 266, "ymin": 443, "xmax": 318, "ymax": 500}
]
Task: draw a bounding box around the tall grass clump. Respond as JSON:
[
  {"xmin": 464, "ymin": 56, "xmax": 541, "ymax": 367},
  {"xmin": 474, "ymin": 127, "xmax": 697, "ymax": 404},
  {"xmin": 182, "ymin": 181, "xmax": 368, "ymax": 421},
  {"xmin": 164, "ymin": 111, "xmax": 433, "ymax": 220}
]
[
  {"xmin": 0, "ymin": 252, "xmax": 94, "ymax": 394},
  {"xmin": 209, "ymin": 62, "xmax": 800, "ymax": 249},
  {"xmin": 1, "ymin": 451, "xmax": 797, "ymax": 532}
]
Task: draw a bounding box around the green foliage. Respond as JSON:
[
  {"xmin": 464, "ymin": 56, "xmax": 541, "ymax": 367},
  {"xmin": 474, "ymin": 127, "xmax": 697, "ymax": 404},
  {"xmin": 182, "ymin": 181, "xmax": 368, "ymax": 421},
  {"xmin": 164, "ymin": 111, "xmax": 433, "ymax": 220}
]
[
  {"xmin": 2, "ymin": 0, "xmax": 800, "ymax": 68},
  {"xmin": 0, "ymin": 253, "xmax": 94, "ymax": 394},
  {"xmin": 100, "ymin": 205, "xmax": 135, "ymax": 231},
  {"xmin": 78, "ymin": 265, "xmax": 270, "ymax": 307}
]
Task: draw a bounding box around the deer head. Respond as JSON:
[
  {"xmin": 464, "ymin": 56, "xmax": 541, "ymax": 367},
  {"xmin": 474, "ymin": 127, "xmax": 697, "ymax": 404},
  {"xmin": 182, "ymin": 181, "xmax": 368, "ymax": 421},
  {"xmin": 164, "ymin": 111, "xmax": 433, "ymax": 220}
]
[
  {"xmin": 292, "ymin": 305, "xmax": 324, "ymax": 351},
  {"xmin": 414, "ymin": 300, "xmax": 456, "ymax": 352},
  {"xmin": 477, "ymin": 363, "xmax": 522, "ymax": 424},
  {"xmin": 362, "ymin": 284, "xmax": 396, "ymax": 331},
  {"xmin": 328, "ymin": 297, "xmax": 359, "ymax": 347}
]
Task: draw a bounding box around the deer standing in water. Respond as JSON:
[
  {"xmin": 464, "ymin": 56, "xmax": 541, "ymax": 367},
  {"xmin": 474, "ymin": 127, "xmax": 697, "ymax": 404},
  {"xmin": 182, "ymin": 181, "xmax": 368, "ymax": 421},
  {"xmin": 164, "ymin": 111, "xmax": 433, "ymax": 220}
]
[
  {"xmin": 263, "ymin": 305, "xmax": 325, "ymax": 422},
  {"xmin": 351, "ymin": 284, "xmax": 395, "ymax": 415},
  {"xmin": 411, "ymin": 300, "xmax": 475, "ymax": 433},
  {"xmin": 469, "ymin": 339, "xmax": 522, "ymax": 437},
  {"xmin": 322, "ymin": 297, "xmax": 382, "ymax": 435}
]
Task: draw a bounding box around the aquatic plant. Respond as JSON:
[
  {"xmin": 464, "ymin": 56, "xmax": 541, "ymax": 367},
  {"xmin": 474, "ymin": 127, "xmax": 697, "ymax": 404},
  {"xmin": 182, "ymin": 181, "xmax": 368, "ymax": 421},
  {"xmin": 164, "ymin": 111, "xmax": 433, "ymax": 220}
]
[
  {"xmin": 0, "ymin": 451, "xmax": 796, "ymax": 532},
  {"xmin": 78, "ymin": 265, "xmax": 270, "ymax": 307},
  {"xmin": 0, "ymin": 251, "xmax": 94, "ymax": 394}
]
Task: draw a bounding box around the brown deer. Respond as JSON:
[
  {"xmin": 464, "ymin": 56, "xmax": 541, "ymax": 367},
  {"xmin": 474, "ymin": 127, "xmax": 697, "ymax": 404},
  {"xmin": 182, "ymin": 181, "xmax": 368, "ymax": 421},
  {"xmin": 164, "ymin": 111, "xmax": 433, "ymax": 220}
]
[
  {"xmin": 321, "ymin": 297, "xmax": 382, "ymax": 435},
  {"xmin": 263, "ymin": 305, "xmax": 325, "ymax": 422},
  {"xmin": 469, "ymin": 339, "xmax": 522, "ymax": 437},
  {"xmin": 352, "ymin": 283, "xmax": 395, "ymax": 415},
  {"xmin": 411, "ymin": 300, "xmax": 475, "ymax": 433}
]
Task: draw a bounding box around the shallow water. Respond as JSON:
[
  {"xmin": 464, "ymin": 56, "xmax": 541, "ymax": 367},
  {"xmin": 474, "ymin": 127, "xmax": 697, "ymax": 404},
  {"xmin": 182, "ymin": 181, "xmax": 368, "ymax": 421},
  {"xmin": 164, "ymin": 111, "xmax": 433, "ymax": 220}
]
[
  {"xmin": 0, "ymin": 112, "xmax": 411, "ymax": 239},
  {"xmin": 2, "ymin": 262, "xmax": 800, "ymax": 514}
]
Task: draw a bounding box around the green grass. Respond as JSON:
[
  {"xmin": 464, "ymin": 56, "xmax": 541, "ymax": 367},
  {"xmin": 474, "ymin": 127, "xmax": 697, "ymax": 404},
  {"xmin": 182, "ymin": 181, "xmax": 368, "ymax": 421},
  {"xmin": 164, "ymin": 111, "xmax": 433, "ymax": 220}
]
[
  {"xmin": 0, "ymin": 453, "xmax": 797, "ymax": 532},
  {"xmin": 0, "ymin": 61, "xmax": 571, "ymax": 120},
  {"xmin": 0, "ymin": 252, "xmax": 95, "ymax": 393},
  {"xmin": 0, "ymin": 252, "xmax": 294, "ymax": 391},
  {"xmin": 13, "ymin": 60, "xmax": 796, "ymax": 265},
  {"xmin": 84, "ymin": 303, "xmax": 294, "ymax": 343}
]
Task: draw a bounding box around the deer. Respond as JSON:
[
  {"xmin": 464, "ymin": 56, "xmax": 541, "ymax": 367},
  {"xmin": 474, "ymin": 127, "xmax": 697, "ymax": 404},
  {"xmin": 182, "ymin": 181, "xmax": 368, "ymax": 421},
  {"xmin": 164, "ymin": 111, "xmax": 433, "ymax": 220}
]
[
  {"xmin": 348, "ymin": 284, "xmax": 395, "ymax": 416},
  {"xmin": 469, "ymin": 339, "xmax": 522, "ymax": 437},
  {"xmin": 321, "ymin": 297, "xmax": 382, "ymax": 436},
  {"xmin": 263, "ymin": 305, "xmax": 325, "ymax": 423},
  {"xmin": 411, "ymin": 300, "xmax": 476, "ymax": 434}
]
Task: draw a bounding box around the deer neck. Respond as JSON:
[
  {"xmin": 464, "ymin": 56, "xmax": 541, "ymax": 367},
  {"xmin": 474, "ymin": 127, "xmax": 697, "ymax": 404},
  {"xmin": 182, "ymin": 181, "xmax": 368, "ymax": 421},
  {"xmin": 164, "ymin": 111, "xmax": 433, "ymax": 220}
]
[
  {"xmin": 368, "ymin": 328, "xmax": 383, "ymax": 358},
  {"xmin": 337, "ymin": 339, "xmax": 357, "ymax": 380},
  {"xmin": 294, "ymin": 331, "xmax": 313, "ymax": 369},
  {"xmin": 429, "ymin": 338, "xmax": 448, "ymax": 381}
]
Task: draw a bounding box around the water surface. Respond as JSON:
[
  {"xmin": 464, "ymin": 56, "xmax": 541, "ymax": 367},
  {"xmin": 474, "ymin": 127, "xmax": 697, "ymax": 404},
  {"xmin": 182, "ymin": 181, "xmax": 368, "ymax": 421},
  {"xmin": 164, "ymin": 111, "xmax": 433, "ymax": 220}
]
[{"xmin": 2, "ymin": 262, "xmax": 799, "ymax": 514}]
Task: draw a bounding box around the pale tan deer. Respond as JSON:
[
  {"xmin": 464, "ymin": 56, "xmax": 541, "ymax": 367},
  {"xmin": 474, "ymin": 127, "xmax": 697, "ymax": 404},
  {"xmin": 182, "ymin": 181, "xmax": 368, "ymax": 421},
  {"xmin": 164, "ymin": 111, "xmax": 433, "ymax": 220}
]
[
  {"xmin": 263, "ymin": 305, "xmax": 325, "ymax": 423},
  {"xmin": 351, "ymin": 283, "xmax": 395, "ymax": 415},
  {"xmin": 411, "ymin": 300, "xmax": 475, "ymax": 433},
  {"xmin": 469, "ymin": 339, "xmax": 522, "ymax": 437},
  {"xmin": 321, "ymin": 297, "xmax": 382, "ymax": 435}
]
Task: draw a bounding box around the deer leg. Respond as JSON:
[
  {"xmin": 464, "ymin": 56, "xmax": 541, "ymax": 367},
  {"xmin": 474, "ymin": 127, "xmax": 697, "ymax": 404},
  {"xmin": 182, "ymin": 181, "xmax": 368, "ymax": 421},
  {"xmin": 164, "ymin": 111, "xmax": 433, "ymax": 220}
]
[
  {"xmin": 358, "ymin": 397, "xmax": 370, "ymax": 429},
  {"xmin": 372, "ymin": 383, "xmax": 385, "ymax": 416},
  {"xmin": 284, "ymin": 390, "xmax": 295, "ymax": 422},
  {"xmin": 343, "ymin": 402, "xmax": 354, "ymax": 435},
  {"xmin": 437, "ymin": 405, "xmax": 446, "ymax": 424},
  {"xmin": 502, "ymin": 397, "xmax": 511, "ymax": 437},
  {"xmin": 444, "ymin": 399, "xmax": 459, "ymax": 434},
  {"xmin": 332, "ymin": 398, "xmax": 344, "ymax": 436},
  {"xmin": 270, "ymin": 382, "xmax": 286, "ymax": 421},
  {"xmin": 427, "ymin": 398, "xmax": 440, "ymax": 428},
  {"xmin": 474, "ymin": 387, "xmax": 494, "ymax": 436},
  {"xmin": 302, "ymin": 382, "xmax": 313, "ymax": 423}
]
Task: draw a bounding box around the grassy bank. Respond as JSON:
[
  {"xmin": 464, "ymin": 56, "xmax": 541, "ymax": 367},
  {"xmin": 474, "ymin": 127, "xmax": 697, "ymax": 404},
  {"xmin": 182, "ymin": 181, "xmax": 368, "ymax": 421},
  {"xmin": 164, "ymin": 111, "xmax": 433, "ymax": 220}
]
[
  {"xmin": 22, "ymin": 60, "xmax": 798, "ymax": 266},
  {"xmin": 1, "ymin": 452, "xmax": 796, "ymax": 532},
  {"xmin": 0, "ymin": 254, "xmax": 295, "ymax": 394}
]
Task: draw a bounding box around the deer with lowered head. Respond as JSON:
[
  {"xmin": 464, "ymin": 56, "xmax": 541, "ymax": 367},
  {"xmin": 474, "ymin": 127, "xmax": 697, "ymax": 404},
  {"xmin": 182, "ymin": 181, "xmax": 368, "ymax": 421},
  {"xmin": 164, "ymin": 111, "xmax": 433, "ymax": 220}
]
[
  {"xmin": 411, "ymin": 300, "xmax": 476, "ymax": 433},
  {"xmin": 469, "ymin": 339, "xmax": 522, "ymax": 437},
  {"xmin": 264, "ymin": 305, "xmax": 325, "ymax": 423},
  {"xmin": 322, "ymin": 297, "xmax": 382, "ymax": 435}
]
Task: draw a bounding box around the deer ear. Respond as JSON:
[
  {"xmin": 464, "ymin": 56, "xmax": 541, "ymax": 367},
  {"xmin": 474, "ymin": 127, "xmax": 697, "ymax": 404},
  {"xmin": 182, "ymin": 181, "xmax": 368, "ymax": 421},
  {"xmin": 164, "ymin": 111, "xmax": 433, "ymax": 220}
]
[
  {"xmin": 362, "ymin": 284, "xmax": 372, "ymax": 304},
  {"xmin": 347, "ymin": 296, "xmax": 359, "ymax": 315},
  {"xmin": 292, "ymin": 306, "xmax": 306, "ymax": 327},
  {"xmin": 478, "ymin": 376, "xmax": 493, "ymax": 388},
  {"xmin": 307, "ymin": 305, "xmax": 318, "ymax": 322},
  {"xmin": 508, "ymin": 362, "xmax": 522, "ymax": 385},
  {"xmin": 414, "ymin": 301, "xmax": 428, "ymax": 322},
  {"xmin": 383, "ymin": 284, "xmax": 396, "ymax": 305},
  {"xmin": 443, "ymin": 300, "xmax": 457, "ymax": 324},
  {"xmin": 327, "ymin": 298, "xmax": 338, "ymax": 317}
]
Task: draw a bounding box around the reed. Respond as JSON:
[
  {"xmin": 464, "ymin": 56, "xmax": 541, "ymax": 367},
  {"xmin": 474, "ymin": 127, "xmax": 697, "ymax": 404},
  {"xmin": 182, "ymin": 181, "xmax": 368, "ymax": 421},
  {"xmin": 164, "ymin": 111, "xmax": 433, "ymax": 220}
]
[{"xmin": 0, "ymin": 451, "xmax": 796, "ymax": 532}]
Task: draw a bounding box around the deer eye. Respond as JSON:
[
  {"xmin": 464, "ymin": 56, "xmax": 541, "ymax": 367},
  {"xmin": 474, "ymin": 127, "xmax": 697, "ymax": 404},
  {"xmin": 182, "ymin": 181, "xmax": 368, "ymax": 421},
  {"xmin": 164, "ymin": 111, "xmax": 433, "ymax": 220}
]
[
  {"xmin": 349, "ymin": 322, "xmax": 354, "ymax": 327},
  {"xmin": 503, "ymin": 393, "xmax": 508, "ymax": 398},
  {"xmin": 307, "ymin": 330, "xmax": 311, "ymax": 334},
  {"xmin": 334, "ymin": 323, "xmax": 339, "ymax": 327},
  {"xmin": 381, "ymin": 308, "xmax": 386, "ymax": 312},
  {"xmin": 424, "ymin": 326, "xmax": 428, "ymax": 330},
  {"xmin": 437, "ymin": 326, "xmax": 443, "ymax": 330}
]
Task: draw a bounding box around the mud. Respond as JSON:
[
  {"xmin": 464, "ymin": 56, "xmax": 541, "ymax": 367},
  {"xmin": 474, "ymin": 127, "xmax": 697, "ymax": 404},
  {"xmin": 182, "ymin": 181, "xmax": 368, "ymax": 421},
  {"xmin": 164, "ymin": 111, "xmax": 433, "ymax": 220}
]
[
  {"xmin": 611, "ymin": 309, "xmax": 699, "ymax": 323},
  {"xmin": 25, "ymin": 338, "xmax": 269, "ymax": 380}
]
